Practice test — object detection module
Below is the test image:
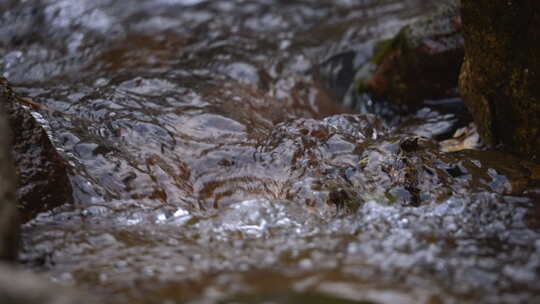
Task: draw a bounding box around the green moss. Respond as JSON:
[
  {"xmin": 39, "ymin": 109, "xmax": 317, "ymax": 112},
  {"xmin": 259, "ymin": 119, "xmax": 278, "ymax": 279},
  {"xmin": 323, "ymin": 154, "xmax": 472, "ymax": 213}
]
[
  {"xmin": 371, "ymin": 26, "xmax": 412, "ymax": 65},
  {"xmin": 384, "ymin": 192, "xmax": 397, "ymax": 205},
  {"xmin": 358, "ymin": 156, "xmax": 369, "ymax": 169}
]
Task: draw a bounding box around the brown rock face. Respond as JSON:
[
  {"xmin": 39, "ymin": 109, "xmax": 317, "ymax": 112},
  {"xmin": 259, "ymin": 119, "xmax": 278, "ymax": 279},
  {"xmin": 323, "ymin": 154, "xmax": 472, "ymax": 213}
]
[
  {"xmin": 0, "ymin": 78, "xmax": 73, "ymax": 220},
  {"xmin": 459, "ymin": 0, "xmax": 540, "ymax": 161},
  {"xmin": 0, "ymin": 105, "xmax": 19, "ymax": 261},
  {"xmin": 358, "ymin": 3, "xmax": 464, "ymax": 109},
  {"xmin": 0, "ymin": 81, "xmax": 94, "ymax": 304}
]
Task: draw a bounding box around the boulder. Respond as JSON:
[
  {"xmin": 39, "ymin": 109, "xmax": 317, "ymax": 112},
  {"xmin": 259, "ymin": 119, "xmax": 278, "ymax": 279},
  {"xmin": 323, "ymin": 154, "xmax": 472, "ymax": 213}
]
[
  {"xmin": 0, "ymin": 80, "xmax": 97, "ymax": 304},
  {"xmin": 357, "ymin": 3, "xmax": 464, "ymax": 109},
  {"xmin": 459, "ymin": 0, "xmax": 540, "ymax": 161},
  {"xmin": 0, "ymin": 78, "xmax": 73, "ymax": 220}
]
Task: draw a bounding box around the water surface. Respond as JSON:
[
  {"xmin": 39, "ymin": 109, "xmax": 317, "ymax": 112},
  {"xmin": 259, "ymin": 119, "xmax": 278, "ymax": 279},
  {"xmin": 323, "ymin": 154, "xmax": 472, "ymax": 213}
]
[{"xmin": 1, "ymin": 0, "xmax": 540, "ymax": 303}]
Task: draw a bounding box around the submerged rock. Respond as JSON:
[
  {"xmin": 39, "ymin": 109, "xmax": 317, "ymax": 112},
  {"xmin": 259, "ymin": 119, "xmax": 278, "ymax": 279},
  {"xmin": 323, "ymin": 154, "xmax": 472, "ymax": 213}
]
[
  {"xmin": 459, "ymin": 0, "xmax": 540, "ymax": 161},
  {"xmin": 356, "ymin": 2, "xmax": 464, "ymax": 109},
  {"xmin": 0, "ymin": 78, "xmax": 73, "ymax": 220},
  {"xmin": 0, "ymin": 104, "xmax": 19, "ymax": 261}
]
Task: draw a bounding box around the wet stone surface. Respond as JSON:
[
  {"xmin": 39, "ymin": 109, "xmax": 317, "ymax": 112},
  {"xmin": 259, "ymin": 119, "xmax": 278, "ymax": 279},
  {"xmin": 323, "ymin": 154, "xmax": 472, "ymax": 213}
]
[
  {"xmin": 1, "ymin": 78, "xmax": 73, "ymax": 220},
  {"xmin": 354, "ymin": 2, "xmax": 464, "ymax": 109},
  {"xmin": 1, "ymin": 0, "xmax": 540, "ymax": 303}
]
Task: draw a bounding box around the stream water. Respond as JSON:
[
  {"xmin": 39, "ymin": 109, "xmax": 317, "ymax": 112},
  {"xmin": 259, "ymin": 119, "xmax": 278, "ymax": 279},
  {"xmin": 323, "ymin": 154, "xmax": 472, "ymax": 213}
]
[{"xmin": 2, "ymin": 0, "xmax": 540, "ymax": 303}]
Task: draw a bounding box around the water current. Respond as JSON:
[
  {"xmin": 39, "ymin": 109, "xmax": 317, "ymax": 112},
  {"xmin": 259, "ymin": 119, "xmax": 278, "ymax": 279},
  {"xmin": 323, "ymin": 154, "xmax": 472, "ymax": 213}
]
[{"xmin": 1, "ymin": 0, "xmax": 540, "ymax": 303}]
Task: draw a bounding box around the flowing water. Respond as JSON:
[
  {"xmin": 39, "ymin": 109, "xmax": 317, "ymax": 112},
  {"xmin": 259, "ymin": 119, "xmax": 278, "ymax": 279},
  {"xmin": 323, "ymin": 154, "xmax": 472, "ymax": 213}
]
[{"xmin": 1, "ymin": 0, "xmax": 540, "ymax": 303}]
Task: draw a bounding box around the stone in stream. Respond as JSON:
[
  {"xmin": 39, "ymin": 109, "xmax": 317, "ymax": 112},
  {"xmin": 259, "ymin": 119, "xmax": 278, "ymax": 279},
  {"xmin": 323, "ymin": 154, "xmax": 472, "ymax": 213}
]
[
  {"xmin": 0, "ymin": 77, "xmax": 73, "ymax": 220},
  {"xmin": 0, "ymin": 81, "xmax": 97, "ymax": 304},
  {"xmin": 459, "ymin": 0, "xmax": 540, "ymax": 161},
  {"xmin": 355, "ymin": 2, "xmax": 464, "ymax": 110}
]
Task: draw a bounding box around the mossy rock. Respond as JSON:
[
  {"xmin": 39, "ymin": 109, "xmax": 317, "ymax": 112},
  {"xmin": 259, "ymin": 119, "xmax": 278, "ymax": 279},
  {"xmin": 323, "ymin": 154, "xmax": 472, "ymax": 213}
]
[
  {"xmin": 459, "ymin": 0, "xmax": 540, "ymax": 161},
  {"xmin": 357, "ymin": 2, "xmax": 464, "ymax": 109}
]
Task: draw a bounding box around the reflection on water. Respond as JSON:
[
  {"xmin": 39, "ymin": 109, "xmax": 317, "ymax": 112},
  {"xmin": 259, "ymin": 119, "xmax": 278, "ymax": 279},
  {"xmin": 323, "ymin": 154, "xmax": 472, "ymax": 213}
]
[{"xmin": 2, "ymin": 0, "xmax": 540, "ymax": 303}]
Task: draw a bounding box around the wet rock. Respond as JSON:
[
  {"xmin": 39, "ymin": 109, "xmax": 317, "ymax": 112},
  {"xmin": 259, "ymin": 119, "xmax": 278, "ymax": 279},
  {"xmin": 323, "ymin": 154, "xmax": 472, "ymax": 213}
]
[
  {"xmin": 0, "ymin": 104, "xmax": 19, "ymax": 261},
  {"xmin": 0, "ymin": 263, "xmax": 98, "ymax": 304},
  {"xmin": 2, "ymin": 92, "xmax": 90, "ymax": 304},
  {"xmin": 0, "ymin": 78, "xmax": 72, "ymax": 220},
  {"xmin": 356, "ymin": 2, "xmax": 464, "ymax": 109},
  {"xmin": 459, "ymin": 0, "xmax": 540, "ymax": 161},
  {"xmin": 0, "ymin": 87, "xmax": 95, "ymax": 304}
]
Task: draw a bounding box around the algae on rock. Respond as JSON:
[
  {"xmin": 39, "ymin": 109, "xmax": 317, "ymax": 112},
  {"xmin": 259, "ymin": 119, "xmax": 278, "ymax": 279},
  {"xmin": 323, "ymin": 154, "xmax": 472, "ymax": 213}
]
[{"xmin": 356, "ymin": 2, "xmax": 464, "ymax": 109}]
